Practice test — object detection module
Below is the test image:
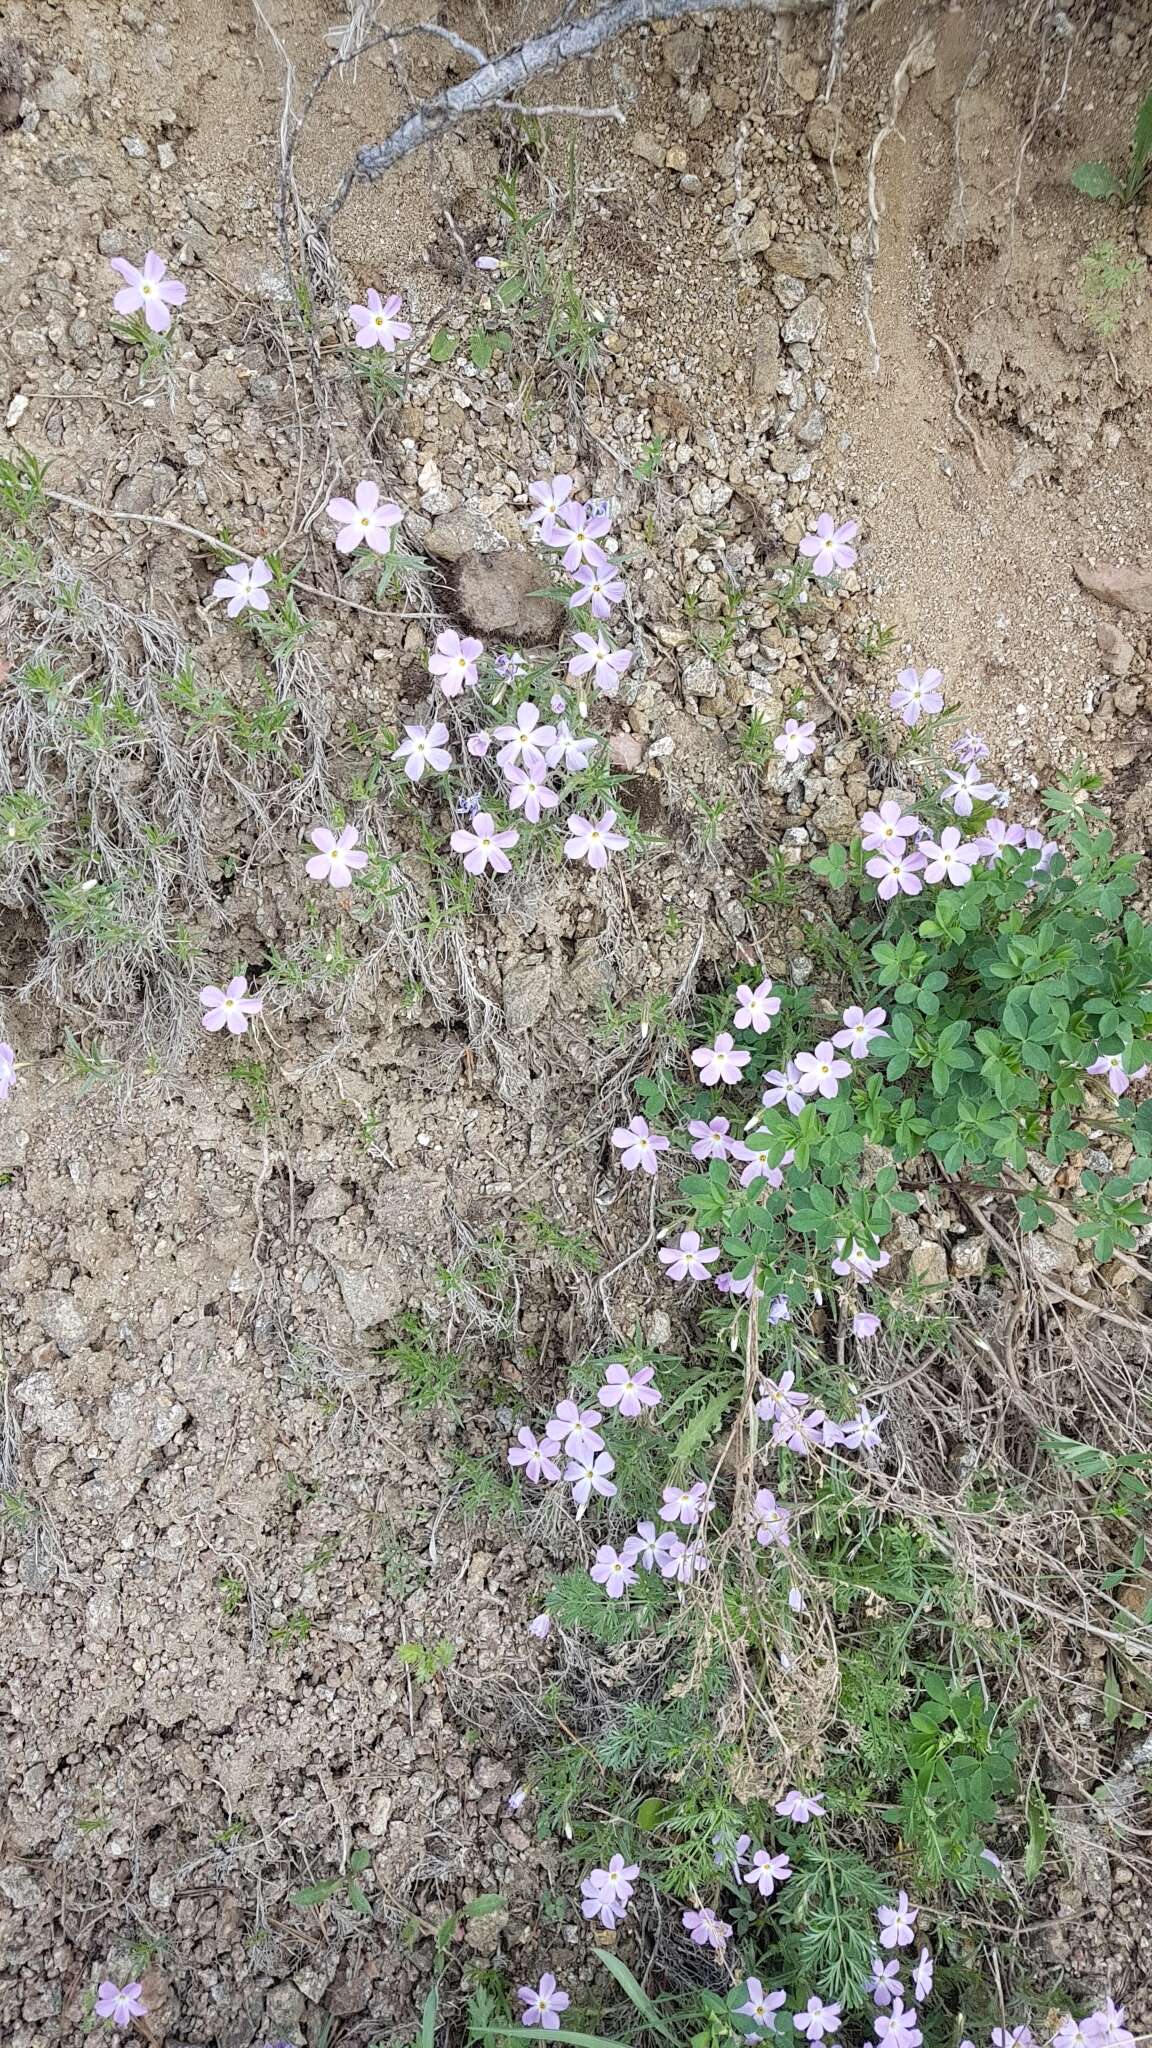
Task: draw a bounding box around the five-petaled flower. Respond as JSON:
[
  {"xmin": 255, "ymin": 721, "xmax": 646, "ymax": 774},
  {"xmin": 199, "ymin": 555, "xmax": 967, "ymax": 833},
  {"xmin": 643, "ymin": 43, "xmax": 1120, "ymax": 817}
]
[
  {"xmin": 393, "ymin": 723, "xmax": 452, "ymax": 781},
  {"xmin": 0, "ymin": 1042, "xmax": 15, "ymax": 1104},
  {"xmin": 890, "ymin": 667, "xmax": 944, "ymax": 726},
  {"xmin": 580, "ymin": 1855, "xmax": 638, "ymax": 1929},
  {"xmin": 919, "ymin": 826, "xmax": 976, "ymax": 887},
  {"xmin": 494, "ymin": 702, "xmax": 557, "ymax": 769},
  {"xmin": 505, "ymin": 751, "xmax": 559, "ymax": 824},
  {"xmin": 799, "ymin": 512, "xmax": 858, "ymax": 577},
  {"xmin": 869, "ymin": 1957, "xmax": 904, "ymax": 2009},
  {"xmin": 866, "ymin": 841, "xmax": 926, "ymax": 901},
  {"xmin": 450, "ymin": 811, "xmax": 519, "ymax": 876},
  {"xmin": 752, "ymin": 1488, "xmax": 791, "ymax": 1548},
  {"xmin": 611, "ymin": 1115, "xmax": 670, "ymax": 1175},
  {"xmin": 543, "ymin": 499, "xmax": 612, "ymax": 571},
  {"xmin": 859, "ymin": 800, "xmax": 921, "ymax": 851},
  {"xmin": 567, "ymin": 1449, "xmax": 617, "ymax": 1511},
  {"xmin": 599, "ymin": 1361, "xmax": 661, "ymax": 1416},
  {"xmin": 762, "ymin": 1063, "xmax": 807, "ymax": 1114},
  {"xmin": 734, "ymin": 979, "xmax": 781, "ymax": 1032},
  {"xmin": 213, "ymin": 558, "xmax": 273, "ymax": 617},
  {"xmin": 518, "ymin": 1974, "xmax": 571, "ymax": 2031},
  {"xmin": 430, "ymin": 629, "xmax": 484, "ymax": 696},
  {"xmin": 875, "ymin": 2003, "xmax": 922, "ymax": 2048},
  {"xmin": 327, "ymin": 480, "xmax": 404, "ymax": 555},
  {"xmin": 832, "ymin": 1006, "xmax": 888, "ymax": 1058},
  {"xmin": 659, "ymin": 1231, "xmax": 720, "ymax": 1283},
  {"xmin": 683, "ymin": 1906, "xmax": 731, "ymax": 1953},
  {"xmin": 692, "ymin": 1031, "xmax": 751, "ymax": 1085},
  {"xmin": 110, "ymin": 251, "xmax": 186, "ymax": 333},
  {"xmin": 1086, "ymin": 1052, "xmax": 1147, "ymax": 1097},
  {"xmin": 199, "ymin": 976, "xmax": 262, "ymax": 1036},
  {"xmin": 568, "ymin": 631, "xmax": 633, "ymax": 696},
  {"xmin": 660, "ymin": 1479, "xmax": 711, "ymax": 1526},
  {"xmin": 95, "ymin": 1981, "xmax": 148, "ymax": 2028},
  {"xmin": 853, "ymin": 1311, "xmax": 881, "ymax": 1340},
  {"xmin": 942, "ymin": 764, "xmax": 998, "ymax": 816},
  {"xmin": 794, "ymin": 1997, "xmax": 842, "ymax": 2041},
  {"xmin": 876, "ymin": 1889, "xmax": 918, "ymax": 1949},
  {"xmin": 569, "ymin": 562, "xmax": 625, "ymax": 619},
  {"xmin": 775, "ymin": 718, "xmax": 818, "ymax": 765},
  {"xmin": 306, "ymin": 824, "xmax": 370, "ymax": 888},
  {"xmin": 911, "ymin": 1948, "xmax": 933, "ymax": 2003},
  {"xmin": 688, "ymin": 1115, "xmax": 741, "ymax": 1161},
  {"xmin": 565, "ymin": 810, "xmax": 628, "ymax": 869},
  {"xmin": 590, "ymin": 1542, "xmax": 636, "ymax": 1597},
  {"xmin": 525, "ymin": 473, "xmax": 576, "ymax": 528},
  {"xmin": 775, "ymin": 1787, "xmax": 826, "ymax": 1823},
  {"xmin": 738, "ymin": 1982, "xmax": 787, "ymax": 2033},
  {"xmin": 975, "ymin": 817, "xmax": 1027, "ymax": 864},
  {"xmin": 527, "ymin": 1611, "xmax": 552, "ymax": 1640},
  {"xmin": 347, "ymin": 288, "xmax": 411, "ymax": 350},
  {"xmin": 507, "ymin": 1427, "xmax": 562, "ymax": 1485},
  {"xmin": 796, "ymin": 1041, "xmax": 852, "ymax": 1100}
]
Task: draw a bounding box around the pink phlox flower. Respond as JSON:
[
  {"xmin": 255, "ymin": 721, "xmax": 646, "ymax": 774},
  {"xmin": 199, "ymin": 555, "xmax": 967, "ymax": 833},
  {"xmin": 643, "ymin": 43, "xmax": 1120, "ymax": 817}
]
[
  {"xmin": 876, "ymin": 1890, "xmax": 918, "ymax": 1949},
  {"xmin": 566, "ymin": 1449, "xmax": 617, "ymax": 1513},
  {"xmin": 568, "ymin": 631, "xmax": 633, "ymax": 696},
  {"xmin": 874, "ymin": 2003, "xmax": 921, "ymax": 2048},
  {"xmin": 942, "ymin": 764, "xmax": 998, "ymax": 816},
  {"xmin": 0, "ymin": 1042, "xmax": 16, "ymax": 1103},
  {"xmin": 853, "ymin": 1311, "xmax": 881, "ymax": 1340},
  {"xmin": 546, "ymin": 720, "xmax": 598, "ymax": 774},
  {"xmin": 1085, "ymin": 2008, "xmax": 1134, "ymax": 2048},
  {"xmin": 654, "ymin": 1529, "xmax": 707, "ymax": 1580},
  {"xmin": 717, "ymin": 1270, "xmax": 763, "ymax": 1301},
  {"xmin": 599, "ymin": 1362, "xmax": 661, "ymax": 1417},
  {"xmin": 859, "ymin": 800, "xmax": 921, "ymax": 851},
  {"xmin": 752, "ymin": 1488, "xmax": 791, "ymax": 1549},
  {"xmin": 991, "ymin": 2031, "xmax": 1035, "ymax": 2048},
  {"xmin": 683, "ymin": 1906, "xmax": 731, "ymax": 1953},
  {"xmin": 739, "ymin": 1146, "xmax": 794, "ymax": 1191},
  {"xmin": 734, "ymin": 979, "xmax": 781, "ymax": 1031},
  {"xmin": 866, "ymin": 840, "xmax": 926, "ymax": 901},
  {"xmin": 581, "ymin": 1855, "xmax": 638, "ymax": 1928},
  {"xmin": 590, "ymin": 1542, "xmax": 636, "ymax": 1597},
  {"xmin": 755, "ymin": 1370, "xmax": 808, "ymax": 1429},
  {"xmin": 659, "ymin": 1481, "xmax": 711, "ymax": 1528},
  {"xmin": 517, "ymin": 1974, "xmax": 570, "ymax": 2031},
  {"xmin": 688, "ymin": 1115, "xmax": 741, "ymax": 1161},
  {"xmin": 762, "ymin": 1063, "xmax": 806, "ymax": 1114},
  {"xmin": 547, "ymin": 1400, "xmax": 604, "ymax": 1459},
  {"xmin": 95, "ymin": 1982, "xmax": 148, "ymax": 2027},
  {"xmin": 839, "ymin": 1405, "xmax": 884, "ymax": 1453},
  {"xmin": 919, "ymin": 826, "xmax": 975, "ymax": 887},
  {"xmin": 869, "ymin": 1957, "xmax": 904, "ymax": 2009},
  {"xmin": 611, "ymin": 1115, "xmax": 670, "ymax": 1176},
  {"xmin": 508, "ymin": 1427, "xmax": 562, "ymax": 1485},
  {"xmin": 738, "ymin": 1982, "xmax": 787, "ymax": 2032},
  {"xmin": 449, "ymin": 811, "xmax": 518, "ymax": 876},
  {"xmin": 713, "ymin": 1830, "xmax": 752, "ymax": 1879},
  {"xmin": 213, "ymin": 558, "xmax": 273, "ymax": 617},
  {"xmin": 974, "ymin": 816, "xmax": 1027, "ymax": 863},
  {"xmin": 623, "ymin": 1520, "xmax": 661, "ymax": 1570},
  {"xmin": 505, "ymin": 748, "xmax": 559, "ymax": 824},
  {"xmin": 659, "ymin": 1230, "xmax": 720, "ymax": 1283},
  {"xmin": 467, "ymin": 730, "xmax": 491, "ymax": 759},
  {"xmin": 525, "ymin": 474, "xmax": 576, "ymax": 528},
  {"xmin": 1051, "ymin": 2023, "xmax": 1100, "ymax": 2048},
  {"xmin": 306, "ymin": 823, "xmax": 370, "ymax": 888},
  {"xmin": 569, "ymin": 561, "xmax": 625, "ymax": 619},
  {"xmin": 543, "ymin": 498, "xmax": 612, "ymax": 572},
  {"xmin": 691, "ymin": 1031, "xmax": 751, "ymax": 1086},
  {"xmin": 954, "ymin": 730, "xmax": 990, "ymax": 764},
  {"xmin": 775, "ymin": 1787, "xmax": 825, "ymax": 1823},
  {"xmin": 1086, "ymin": 1052, "xmax": 1147, "ymax": 1098},
  {"xmin": 890, "ymin": 667, "xmax": 944, "ymax": 726},
  {"xmin": 775, "ymin": 718, "xmax": 818, "ymax": 765},
  {"xmin": 565, "ymin": 809, "xmax": 628, "ymax": 869},
  {"xmin": 798, "ymin": 512, "xmax": 858, "ymax": 576},
  {"xmin": 527, "ymin": 1611, "xmax": 552, "ymax": 1640},
  {"xmin": 327, "ymin": 479, "xmax": 404, "ymax": 555},
  {"xmin": 393, "ymin": 722, "xmax": 452, "ymax": 781},
  {"xmin": 430, "ymin": 628, "xmax": 484, "ymax": 696},
  {"xmin": 110, "ymin": 251, "xmax": 186, "ymax": 333},
  {"xmin": 911, "ymin": 1948, "xmax": 933, "ymax": 2003},
  {"xmin": 347, "ymin": 288, "xmax": 411, "ymax": 350},
  {"xmin": 831, "ymin": 1238, "xmax": 890, "ymax": 1284},
  {"xmin": 199, "ymin": 975, "xmax": 262, "ymax": 1036},
  {"xmin": 744, "ymin": 1847, "xmax": 793, "ymax": 1899},
  {"xmin": 494, "ymin": 701, "xmax": 557, "ymax": 769},
  {"xmin": 795, "ymin": 1041, "xmax": 852, "ymax": 1101},
  {"xmin": 832, "ymin": 1005, "xmax": 889, "ymax": 1058},
  {"xmin": 794, "ymin": 1997, "xmax": 843, "ymax": 2041},
  {"xmin": 1023, "ymin": 826, "xmax": 1060, "ymax": 871},
  {"xmin": 768, "ymin": 1293, "xmax": 791, "ymax": 1324}
]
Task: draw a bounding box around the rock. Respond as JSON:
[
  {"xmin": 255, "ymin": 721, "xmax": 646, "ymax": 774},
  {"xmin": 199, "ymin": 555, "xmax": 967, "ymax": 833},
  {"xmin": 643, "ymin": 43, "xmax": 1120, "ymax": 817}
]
[
  {"xmin": 1021, "ymin": 1230, "xmax": 1075, "ymax": 1281},
  {"xmin": 569, "ymin": 934, "xmax": 616, "ymax": 1009},
  {"xmin": 502, "ymin": 959, "xmax": 552, "ymax": 1032},
  {"xmin": 452, "ymin": 549, "xmax": 563, "ymax": 642},
  {"xmin": 0, "ymin": 1864, "xmax": 44, "ymax": 1911},
  {"xmin": 265, "ymin": 1982, "xmax": 307, "ymax": 2036},
  {"xmin": 37, "ymin": 1291, "xmax": 90, "ymax": 1356},
  {"xmin": 15, "ymin": 1371, "xmax": 84, "ymax": 1443},
  {"xmin": 332, "ymin": 1260, "xmax": 403, "ymax": 1332},
  {"xmin": 687, "ymin": 90, "xmax": 711, "ymax": 130},
  {"xmin": 763, "ymin": 236, "xmax": 843, "ymax": 280},
  {"xmin": 797, "ymin": 408, "xmax": 827, "ymax": 448},
  {"xmin": 197, "ymin": 357, "xmax": 245, "ymax": 407},
  {"xmin": 750, "ymin": 319, "xmax": 781, "ymax": 400},
  {"xmin": 46, "ymin": 152, "xmax": 93, "ymax": 184},
  {"xmin": 630, "ymin": 129, "xmax": 666, "ymax": 168},
  {"xmin": 728, "ymin": 208, "xmax": 775, "ymax": 260},
  {"xmin": 112, "ymin": 463, "xmax": 177, "ymax": 515},
  {"xmin": 463, "ymin": 1900, "xmax": 508, "ymax": 1954},
  {"xmin": 951, "ymin": 1236, "xmax": 988, "ymax": 1279},
  {"xmin": 38, "ymin": 65, "xmax": 84, "ymax": 116},
  {"xmin": 156, "ymin": 140, "xmax": 176, "ymax": 171},
  {"xmin": 425, "ymin": 506, "xmax": 505, "ymax": 563},
  {"xmin": 781, "ymin": 298, "xmax": 825, "ymax": 347},
  {"xmin": 303, "ymin": 1183, "xmax": 352, "ymax": 1222},
  {"xmin": 121, "ymin": 134, "xmax": 148, "ymax": 158},
  {"xmin": 1074, "ymin": 560, "xmax": 1152, "ymax": 615},
  {"xmin": 780, "ymin": 53, "xmax": 819, "ymax": 101},
  {"xmin": 663, "ymin": 26, "xmax": 703, "ymax": 82},
  {"xmin": 812, "ymin": 790, "xmax": 856, "ymax": 838},
  {"xmin": 609, "ymin": 731, "xmax": 646, "ymax": 773},
  {"xmin": 908, "ymin": 1240, "xmax": 949, "ymax": 1291},
  {"xmin": 665, "ymin": 145, "xmax": 688, "ymax": 174},
  {"xmin": 773, "ymin": 276, "xmax": 809, "ymax": 312},
  {"xmin": 679, "ymin": 172, "xmax": 703, "ymax": 196},
  {"xmin": 806, "ymin": 102, "xmax": 861, "ymax": 161},
  {"xmin": 1097, "ymin": 621, "xmax": 1135, "ymax": 676}
]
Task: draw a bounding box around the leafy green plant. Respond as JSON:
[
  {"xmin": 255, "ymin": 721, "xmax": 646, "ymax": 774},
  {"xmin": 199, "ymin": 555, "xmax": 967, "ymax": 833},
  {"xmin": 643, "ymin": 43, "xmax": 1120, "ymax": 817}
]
[
  {"xmin": 397, "ymin": 1637, "xmax": 456, "ymax": 1684},
  {"xmin": 1079, "ymin": 240, "xmax": 1146, "ymax": 336},
  {"xmin": 1071, "ymin": 84, "xmax": 1152, "ymax": 203},
  {"xmin": 291, "ymin": 1845, "xmax": 374, "ymax": 1916}
]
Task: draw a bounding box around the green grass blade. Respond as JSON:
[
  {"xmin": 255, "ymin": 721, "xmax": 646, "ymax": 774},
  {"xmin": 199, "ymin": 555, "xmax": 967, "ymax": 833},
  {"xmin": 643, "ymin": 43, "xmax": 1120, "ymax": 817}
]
[{"xmin": 594, "ymin": 1953, "xmax": 677, "ymax": 2046}]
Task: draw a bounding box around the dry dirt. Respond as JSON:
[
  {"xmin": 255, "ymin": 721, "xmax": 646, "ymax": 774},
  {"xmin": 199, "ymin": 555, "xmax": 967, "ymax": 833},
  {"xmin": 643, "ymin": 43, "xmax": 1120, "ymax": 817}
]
[{"xmin": 1, "ymin": 0, "xmax": 1151, "ymax": 2042}]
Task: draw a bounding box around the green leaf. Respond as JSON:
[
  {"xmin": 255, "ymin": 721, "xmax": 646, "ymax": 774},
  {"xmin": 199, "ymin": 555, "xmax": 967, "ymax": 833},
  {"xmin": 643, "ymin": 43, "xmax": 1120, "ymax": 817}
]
[
  {"xmin": 427, "ymin": 328, "xmax": 457, "ymax": 363},
  {"xmin": 464, "ymin": 1893, "xmax": 506, "ymax": 1919},
  {"xmin": 595, "ymin": 1953, "xmax": 678, "ymax": 2046},
  {"xmin": 635, "ymin": 1795, "xmax": 665, "ymax": 1830},
  {"xmin": 421, "ymin": 1985, "xmax": 440, "ymax": 2048},
  {"xmin": 482, "ymin": 2031, "xmax": 634, "ymax": 2048},
  {"xmin": 290, "ymin": 1877, "xmax": 341, "ymax": 1907}
]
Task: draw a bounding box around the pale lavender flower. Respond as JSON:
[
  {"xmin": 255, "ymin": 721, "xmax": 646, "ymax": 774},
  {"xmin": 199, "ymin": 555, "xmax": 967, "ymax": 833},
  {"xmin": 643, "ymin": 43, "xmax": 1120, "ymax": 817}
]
[
  {"xmin": 548, "ymin": 1401, "xmax": 604, "ymax": 1459},
  {"xmin": 775, "ymin": 1788, "xmax": 825, "ymax": 1823},
  {"xmin": 590, "ymin": 1543, "xmax": 636, "ymax": 1598},
  {"xmin": 941, "ymin": 764, "xmax": 998, "ymax": 816},
  {"xmin": 0, "ymin": 1043, "xmax": 15, "ymax": 1103},
  {"xmin": 567, "ymin": 1449, "xmax": 617, "ymax": 1512},
  {"xmin": 624, "ymin": 1520, "xmax": 661, "ymax": 1570},
  {"xmin": 799, "ymin": 513, "xmax": 858, "ymax": 576},
  {"xmin": 853, "ymin": 1312, "xmax": 881, "ymax": 1340},
  {"xmin": 788, "ymin": 1585, "xmax": 805, "ymax": 1614},
  {"xmin": 652, "ymin": 1529, "xmax": 687, "ymax": 1579},
  {"xmin": 859, "ymin": 801, "xmax": 921, "ymax": 851},
  {"xmin": 306, "ymin": 823, "xmax": 369, "ymax": 887},
  {"xmin": 739, "ymin": 1148, "xmax": 792, "ymax": 1191},
  {"xmin": 518, "ymin": 1974, "xmax": 570, "ymax": 2031},
  {"xmin": 565, "ymin": 810, "xmax": 628, "ymax": 870},
  {"xmin": 568, "ymin": 631, "xmax": 633, "ymax": 696},
  {"xmin": 692, "ymin": 1031, "xmax": 751, "ymax": 1086},
  {"xmin": 866, "ymin": 841, "xmax": 926, "ymax": 901},
  {"xmin": 525, "ymin": 474, "xmax": 576, "ymax": 529},
  {"xmin": 688, "ymin": 1115, "xmax": 741, "ymax": 1162},
  {"xmin": 570, "ymin": 562, "xmax": 625, "ymax": 619},
  {"xmin": 347, "ymin": 288, "xmax": 411, "ymax": 350},
  {"xmin": 990, "ymin": 2030, "xmax": 1034, "ymax": 2048},
  {"xmin": 493, "ymin": 652, "xmax": 528, "ymax": 682},
  {"xmin": 833, "ymin": 1006, "xmax": 888, "ymax": 1058},
  {"xmin": 213, "ymin": 558, "xmax": 273, "ymax": 617},
  {"xmin": 430, "ymin": 628, "xmax": 484, "ymax": 697},
  {"xmin": 611, "ymin": 1115, "xmax": 670, "ymax": 1176},
  {"xmin": 200, "ymin": 976, "xmax": 262, "ymax": 1036},
  {"xmin": 467, "ymin": 730, "xmax": 491, "ymax": 759},
  {"xmin": 327, "ymin": 480, "xmax": 404, "ymax": 555},
  {"xmin": 734, "ymin": 979, "xmax": 781, "ymax": 1032},
  {"xmin": 505, "ymin": 750, "xmax": 559, "ymax": 825},
  {"xmin": 752, "ymin": 1488, "xmax": 791, "ymax": 1549},
  {"xmin": 659, "ymin": 1230, "xmax": 720, "ymax": 1283},
  {"xmin": 475, "ymin": 253, "xmax": 501, "ymax": 271},
  {"xmin": 762, "ymin": 1063, "xmax": 806, "ymax": 1114},
  {"xmin": 772, "ymin": 1405, "xmax": 819, "ymax": 1454},
  {"xmin": 876, "ymin": 1891, "xmax": 918, "ymax": 1949},
  {"xmin": 718, "ymin": 1270, "xmax": 763, "ymax": 1301},
  {"xmin": 683, "ymin": 1906, "xmax": 731, "ymax": 1953},
  {"xmin": 974, "ymin": 817, "xmax": 1027, "ymax": 863},
  {"xmin": 919, "ymin": 826, "xmax": 975, "ymax": 887},
  {"xmin": 660, "ymin": 1480, "xmax": 711, "ymax": 1527},
  {"xmin": 875, "ymin": 2004, "xmax": 921, "ymax": 2048},
  {"xmin": 1088, "ymin": 2006, "xmax": 1134, "ymax": 2048},
  {"xmin": 738, "ymin": 1983, "xmax": 787, "ymax": 2032},
  {"xmin": 869, "ymin": 1957, "xmax": 904, "ymax": 2008},
  {"xmin": 714, "ymin": 1831, "xmax": 752, "ymax": 1880},
  {"xmin": 795, "ymin": 1041, "xmax": 852, "ymax": 1101},
  {"xmin": 110, "ymin": 251, "xmax": 186, "ymax": 333},
  {"xmin": 450, "ymin": 811, "xmax": 518, "ymax": 876},
  {"xmin": 1023, "ymin": 826, "xmax": 1060, "ymax": 872},
  {"xmin": 508, "ymin": 1427, "xmax": 562, "ymax": 1485},
  {"xmin": 953, "ymin": 730, "xmax": 989, "ymax": 764},
  {"xmin": 95, "ymin": 1982, "xmax": 148, "ymax": 2027},
  {"xmin": 599, "ymin": 1362, "xmax": 661, "ymax": 1417},
  {"xmin": 544, "ymin": 500, "xmax": 612, "ymax": 572},
  {"xmin": 1051, "ymin": 2021, "xmax": 1098, "ymax": 2048},
  {"xmin": 527, "ymin": 1612, "xmax": 552, "ymax": 1640},
  {"xmin": 768, "ymin": 1294, "xmax": 792, "ymax": 1324},
  {"xmin": 911, "ymin": 1949, "xmax": 933, "ymax": 2003},
  {"xmin": 890, "ymin": 667, "xmax": 944, "ymax": 726},
  {"xmin": 794, "ymin": 1997, "xmax": 842, "ymax": 2041},
  {"xmin": 1086, "ymin": 1052, "xmax": 1147, "ymax": 1097},
  {"xmin": 393, "ymin": 722, "xmax": 452, "ymax": 781},
  {"xmin": 546, "ymin": 720, "xmax": 598, "ymax": 774},
  {"xmin": 494, "ymin": 702, "xmax": 557, "ymax": 769},
  {"xmin": 755, "ymin": 1370, "xmax": 808, "ymax": 1429},
  {"xmin": 775, "ymin": 718, "xmax": 818, "ymax": 765},
  {"xmin": 831, "ymin": 1239, "xmax": 890, "ymax": 1284},
  {"xmin": 581, "ymin": 1855, "xmax": 638, "ymax": 1927}
]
